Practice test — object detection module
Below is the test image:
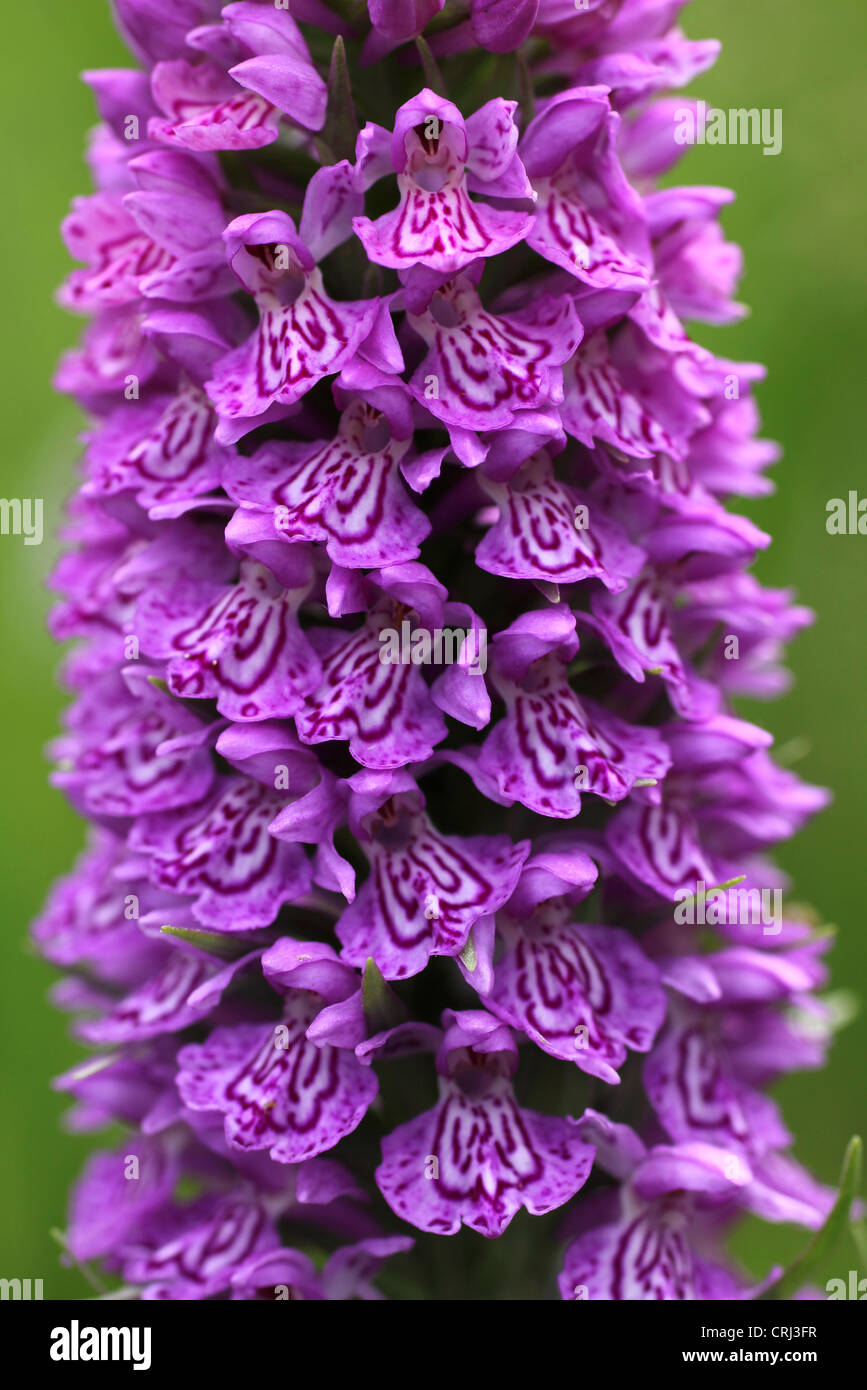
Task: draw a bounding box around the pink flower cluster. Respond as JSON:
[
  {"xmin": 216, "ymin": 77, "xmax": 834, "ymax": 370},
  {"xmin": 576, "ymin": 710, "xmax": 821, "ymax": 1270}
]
[{"xmin": 35, "ymin": 0, "xmax": 833, "ymax": 1300}]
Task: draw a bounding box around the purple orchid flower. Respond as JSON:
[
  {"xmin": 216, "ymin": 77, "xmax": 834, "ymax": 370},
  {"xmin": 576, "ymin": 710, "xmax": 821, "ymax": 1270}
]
[
  {"xmin": 353, "ymin": 90, "xmax": 534, "ymax": 274},
  {"xmin": 148, "ymin": 2, "xmax": 327, "ymax": 150},
  {"xmin": 376, "ymin": 1010, "xmax": 596, "ymax": 1235}
]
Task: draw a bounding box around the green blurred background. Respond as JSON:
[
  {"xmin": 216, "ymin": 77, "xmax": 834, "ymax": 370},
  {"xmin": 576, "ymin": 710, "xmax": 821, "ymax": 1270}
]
[{"xmin": 1, "ymin": 0, "xmax": 864, "ymax": 1298}]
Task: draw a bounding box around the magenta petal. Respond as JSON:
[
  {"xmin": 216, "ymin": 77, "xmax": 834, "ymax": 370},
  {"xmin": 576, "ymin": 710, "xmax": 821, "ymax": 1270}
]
[
  {"xmin": 476, "ymin": 454, "xmax": 644, "ymax": 591},
  {"xmin": 224, "ymin": 401, "xmax": 430, "ymax": 569},
  {"xmin": 206, "ymin": 276, "xmax": 380, "ymax": 432},
  {"xmin": 138, "ymin": 559, "xmax": 322, "ymax": 722},
  {"xmin": 368, "ymin": 0, "xmax": 445, "ymax": 41},
  {"xmin": 376, "ymin": 1075, "xmax": 594, "ymax": 1235},
  {"xmin": 230, "ymin": 52, "xmax": 326, "ymax": 133},
  {"xmin": 470, "ymin": 0, "xmax": 539, "ymax": 52},
  {"xmin": 123, "ymin": 1195, "xmax": 280, "ymax": 1299},
  {"xmin": 559, "ymin": 1203, "xmax": 699, "ymax": 1301},
  {"xmin": 130, "ymin": 778, "xmax": 312, "ymax": 931},
  {"xmin": 487, "ymin": 910, "xmax": 666, "ymax": 1082},
  {"xmin": 408, "ymin": 278, "xmax": 582, "ymax": 432},
  {"xmin": 644, "ymin": 1016, "xmax": 791, "ymax": 1158},
  {"xmin": 150, "ymin": 60, "xmax": 281, "ymax": 152},
  {"xmin": 336, "ymin": 802, "xmax": 529, "ymax": 979},
  {"xmin": 177, "ymin": 1000, "xmax": 379, "ymax": 1162}
]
